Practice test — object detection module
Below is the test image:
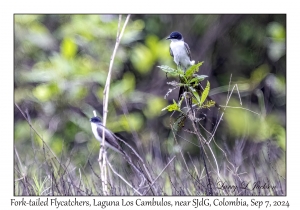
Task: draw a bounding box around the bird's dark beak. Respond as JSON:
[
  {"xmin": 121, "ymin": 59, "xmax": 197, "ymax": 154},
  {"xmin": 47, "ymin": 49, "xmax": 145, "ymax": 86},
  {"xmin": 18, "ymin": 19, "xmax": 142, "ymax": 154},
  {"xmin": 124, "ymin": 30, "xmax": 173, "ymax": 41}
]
[{"xmin": 166, "ymin": 36, "xmax": 171, "ymax": 40}]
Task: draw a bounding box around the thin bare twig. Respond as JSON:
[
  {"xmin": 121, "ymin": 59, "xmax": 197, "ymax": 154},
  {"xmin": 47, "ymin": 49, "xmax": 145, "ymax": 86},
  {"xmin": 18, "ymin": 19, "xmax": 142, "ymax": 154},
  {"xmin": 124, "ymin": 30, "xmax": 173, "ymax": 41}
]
[
  {"xmin": 187, "ymin": 152, "xmax": 200, "ymax": 179},
  {"xmin": 218, "ymin": 105, "xmax": 260, "ymax": 115},
  {"xmin": 97, "ymin": 14, "xmax": 131, "ymax": 194},
  {"xmin": 208, "ymin": 83, "xmax": 246, "ymax": 144},
  {"xmin": 106, "ymin": 158, "xmax": 142, "ymax": 195},
  {"xmin": 113, "ymin": 134, "xmax": 155, "ymax": 193},
  {"xmin": 142, "ymin": 155, "xmax": 176, "ymax": 195},
  {"xmin": 15, "ymin": 103, "xmax": 65, "ymax": 170},
  {"xmin": 171, "ymin": 125, "xmax": 189, "ymax": 172}
]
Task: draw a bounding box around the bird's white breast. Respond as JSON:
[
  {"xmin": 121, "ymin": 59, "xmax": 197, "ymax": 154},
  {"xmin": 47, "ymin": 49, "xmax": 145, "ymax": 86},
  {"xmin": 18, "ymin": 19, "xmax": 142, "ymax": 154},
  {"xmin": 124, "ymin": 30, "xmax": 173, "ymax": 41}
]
[
  {"xmin": 91, "ymin": 122, "xmax": 102, "ymax": 142},
  {"xmin": 170, "ymin": 40, "xmax": 191, "ymax": 70}
]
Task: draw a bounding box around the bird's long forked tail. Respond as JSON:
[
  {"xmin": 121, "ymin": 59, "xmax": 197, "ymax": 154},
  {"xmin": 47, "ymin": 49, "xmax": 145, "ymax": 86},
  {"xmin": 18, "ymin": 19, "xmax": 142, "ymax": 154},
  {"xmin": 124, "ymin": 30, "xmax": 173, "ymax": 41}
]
[{"xmin": 113, "ymin": 133, "xmax": 156, "ymax": 195}]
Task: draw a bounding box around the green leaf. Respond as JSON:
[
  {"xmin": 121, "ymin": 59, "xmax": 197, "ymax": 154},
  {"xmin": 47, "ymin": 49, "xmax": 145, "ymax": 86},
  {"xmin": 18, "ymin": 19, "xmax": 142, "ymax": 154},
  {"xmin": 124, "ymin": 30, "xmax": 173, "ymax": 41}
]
[
  {"xmin": 161, "ymin": 100, "xmax": 180, "ymax": 112},
  {"xmin": 158, "ymin": 65, "xmax": 178, "ymax": 76},
  {"xmin": 194, "ymin": 74, "xmax": 208, "ymax": 81},
  {"xmin": 202, "ymin": 100, "xmax": 216, "ymax": 108},
  {"xmin": 189, "ymin": 77, "xmax": 199, "ymax": 84},
  {"xmin": 189, "ymin": 87, "xmax": 201, "ymax": 105},
  {"xmin": 176, "ymin": 68, "xmax": 185, "ymax": 77},
  {"xmin": 188, "ymin": 74, "xmax": 208, "ymax": 86},
  {"xmin": 185, "ymin": 61, "xmax": 204, "ymax": 78},
  {"xmin": 193, "ymin": 90, "xmax": 201, "ymax": 105},
  {"xmin": 192, "ymin": 97, "xmax": 198, "ymax": 104},
  {"xmin": 200, "ymin": 81, "xmax": 210, "ymax": 105},
  {"xmin": 188, "ymin": 86, "xmax": 195, "ymax": 92}
]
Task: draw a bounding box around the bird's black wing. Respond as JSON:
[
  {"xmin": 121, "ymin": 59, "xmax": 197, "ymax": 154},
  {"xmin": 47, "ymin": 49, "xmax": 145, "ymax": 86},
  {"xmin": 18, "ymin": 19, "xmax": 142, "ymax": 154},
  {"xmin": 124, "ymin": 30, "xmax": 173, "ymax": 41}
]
[
  {"xmin": 97, "ymin": 126, "xmax": 123, "ymax": 153},
  {"xmin": 184, "ymin": 42, "xmax": 192, "ymax": 61}
]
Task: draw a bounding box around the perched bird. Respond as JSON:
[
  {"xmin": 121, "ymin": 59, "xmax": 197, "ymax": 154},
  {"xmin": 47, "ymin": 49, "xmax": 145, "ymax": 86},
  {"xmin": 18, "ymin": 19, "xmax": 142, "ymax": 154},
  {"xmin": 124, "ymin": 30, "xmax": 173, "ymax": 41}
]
[
  {"xmin": 166, "ymin": 31, "xmax": 195, "ymax": 71},
  {"xmin": 167, "ymin": 31, "xmax": 195, "ymax": 99},
  {"xmin": 166, "ymin": 31, "xmax": 223, "ymax": 109},
  {"xmin": 90, "ymin": 116, "xmax": 153, "ymax": 185},
  {"xmin": 90, "ymin": 116, "xmax": 125, "ymax": 155}
]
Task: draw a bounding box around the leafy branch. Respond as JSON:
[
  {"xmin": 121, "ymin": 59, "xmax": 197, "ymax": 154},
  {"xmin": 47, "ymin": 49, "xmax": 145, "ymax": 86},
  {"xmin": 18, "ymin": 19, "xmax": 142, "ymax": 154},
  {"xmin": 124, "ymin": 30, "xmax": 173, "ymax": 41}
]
[
  {"xmin": 159, "ymin": 61, "xmax": 216, "ymax": 195},
  {"xmin": 159, "ymin": 61, "xmax": 214, "ymax": 112}
]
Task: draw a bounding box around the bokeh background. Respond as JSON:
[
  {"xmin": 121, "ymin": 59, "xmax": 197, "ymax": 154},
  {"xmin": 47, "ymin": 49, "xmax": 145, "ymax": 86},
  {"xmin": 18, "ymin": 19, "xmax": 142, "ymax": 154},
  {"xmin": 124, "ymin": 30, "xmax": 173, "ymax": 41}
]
[{"xmin": 14, "ymin": 14, "xmax": 286, "ymax": 195}]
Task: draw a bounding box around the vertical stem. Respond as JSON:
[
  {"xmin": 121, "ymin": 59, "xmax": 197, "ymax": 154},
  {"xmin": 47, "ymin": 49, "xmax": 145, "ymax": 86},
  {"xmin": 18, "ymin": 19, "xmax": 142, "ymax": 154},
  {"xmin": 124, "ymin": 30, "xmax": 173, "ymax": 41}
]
[{"xmin": 100, "ymin": 14, "xmax": 131, "ymax": 195}]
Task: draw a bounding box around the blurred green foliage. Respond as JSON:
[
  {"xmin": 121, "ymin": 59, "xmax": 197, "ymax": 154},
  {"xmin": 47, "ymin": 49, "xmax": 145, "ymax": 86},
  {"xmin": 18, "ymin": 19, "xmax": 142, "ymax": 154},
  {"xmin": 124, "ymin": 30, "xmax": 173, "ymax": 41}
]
[
  {"xmin": 15, "ymin": 15, "xmax": 144, "ymax": 165},
  {"xmin": 14, "ymin": 14, "xmax": 286, "ymax": 177}
]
